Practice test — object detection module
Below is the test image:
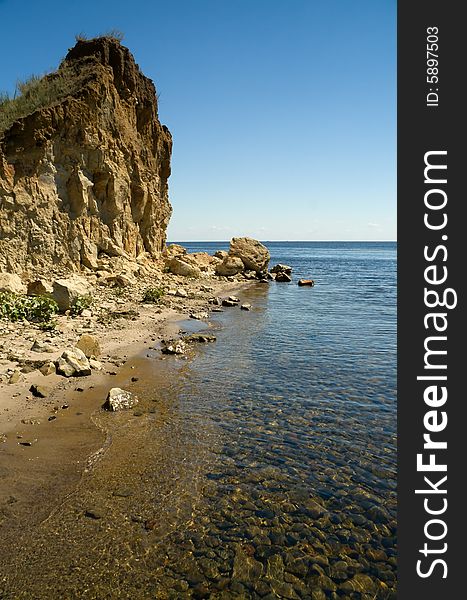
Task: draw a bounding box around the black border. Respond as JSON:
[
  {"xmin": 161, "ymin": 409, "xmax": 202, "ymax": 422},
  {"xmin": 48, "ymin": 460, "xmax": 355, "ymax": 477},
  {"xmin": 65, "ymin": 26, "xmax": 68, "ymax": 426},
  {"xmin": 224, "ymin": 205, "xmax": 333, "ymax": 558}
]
[{"xmin": 398, "ymin": 2, "xmax": 463, "ymax": 596}]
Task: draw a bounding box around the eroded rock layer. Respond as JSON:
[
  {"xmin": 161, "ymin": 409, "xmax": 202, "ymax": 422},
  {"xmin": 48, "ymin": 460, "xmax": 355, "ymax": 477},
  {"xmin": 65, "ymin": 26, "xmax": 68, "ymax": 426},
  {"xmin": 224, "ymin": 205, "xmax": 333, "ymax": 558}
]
[{"xmin": 0, "ymin": 37, "xmax": 172, "ymax": 273}]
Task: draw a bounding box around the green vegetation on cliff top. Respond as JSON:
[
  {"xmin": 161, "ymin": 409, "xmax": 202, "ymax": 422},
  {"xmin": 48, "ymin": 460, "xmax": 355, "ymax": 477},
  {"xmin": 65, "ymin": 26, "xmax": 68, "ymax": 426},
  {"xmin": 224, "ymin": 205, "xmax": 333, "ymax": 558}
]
[{"xmin": 0, "ymin": 32, "xmax": 124, "ymax": 134}]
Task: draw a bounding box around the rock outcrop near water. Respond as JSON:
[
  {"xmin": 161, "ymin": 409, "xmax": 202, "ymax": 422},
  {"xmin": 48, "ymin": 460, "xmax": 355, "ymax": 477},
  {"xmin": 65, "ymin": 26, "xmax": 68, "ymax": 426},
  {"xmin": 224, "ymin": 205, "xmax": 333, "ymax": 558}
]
[{"xmin": 0, "ymin": 37, "xmax": 172, "ymax": 273}]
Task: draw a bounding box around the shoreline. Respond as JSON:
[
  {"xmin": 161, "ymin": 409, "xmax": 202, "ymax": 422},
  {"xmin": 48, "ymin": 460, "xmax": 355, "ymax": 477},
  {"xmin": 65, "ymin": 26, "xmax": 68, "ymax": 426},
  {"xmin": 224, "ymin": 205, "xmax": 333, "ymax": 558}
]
[{"xmin": 0, "ymin": 271, "xmax": 256, "ymax": 525}]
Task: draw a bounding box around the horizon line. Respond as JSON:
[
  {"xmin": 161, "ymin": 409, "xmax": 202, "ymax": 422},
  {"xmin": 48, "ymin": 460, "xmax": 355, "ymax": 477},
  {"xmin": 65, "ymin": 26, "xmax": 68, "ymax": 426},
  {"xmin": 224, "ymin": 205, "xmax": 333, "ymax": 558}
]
[{"xmin": 168, "ymin": 239, "xmax": 397, "ymax": 243}]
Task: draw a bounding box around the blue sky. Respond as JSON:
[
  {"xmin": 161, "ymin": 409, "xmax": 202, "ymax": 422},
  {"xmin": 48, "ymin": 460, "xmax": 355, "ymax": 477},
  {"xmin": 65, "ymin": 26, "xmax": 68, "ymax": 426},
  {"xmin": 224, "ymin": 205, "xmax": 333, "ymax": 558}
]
[{"xmin": 0, "ymin": 0, "xmax": 396, "ymax": 241}]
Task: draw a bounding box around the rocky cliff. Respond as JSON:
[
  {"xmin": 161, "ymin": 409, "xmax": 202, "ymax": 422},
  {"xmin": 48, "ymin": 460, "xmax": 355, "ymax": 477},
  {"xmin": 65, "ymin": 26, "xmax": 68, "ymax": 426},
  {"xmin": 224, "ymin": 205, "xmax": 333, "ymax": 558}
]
[{"xmin": 0, "ymin": 37, "xmax": 172, "ymax": 274}]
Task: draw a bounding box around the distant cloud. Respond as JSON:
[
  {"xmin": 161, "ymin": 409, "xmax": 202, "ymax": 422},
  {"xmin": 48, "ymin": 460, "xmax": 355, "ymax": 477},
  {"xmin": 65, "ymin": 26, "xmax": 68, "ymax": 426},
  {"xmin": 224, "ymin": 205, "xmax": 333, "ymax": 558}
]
[{"xmin": 367, "ymin": 222, "xmax": 381, "ymax": 228}]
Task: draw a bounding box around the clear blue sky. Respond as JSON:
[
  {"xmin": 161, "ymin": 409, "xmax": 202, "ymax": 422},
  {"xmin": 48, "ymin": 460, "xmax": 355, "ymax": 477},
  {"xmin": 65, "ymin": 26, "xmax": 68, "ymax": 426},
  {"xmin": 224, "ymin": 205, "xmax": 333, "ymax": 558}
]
[{"xmin": 0, "ymin": 0, "xmax": 396, "ymax": 241}]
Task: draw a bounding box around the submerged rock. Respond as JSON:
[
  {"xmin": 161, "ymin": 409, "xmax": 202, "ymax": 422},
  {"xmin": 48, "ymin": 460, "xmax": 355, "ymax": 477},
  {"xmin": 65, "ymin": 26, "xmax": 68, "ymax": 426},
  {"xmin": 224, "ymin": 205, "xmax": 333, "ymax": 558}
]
[
  {"xmin": 270, "ymin": 263, "xmax": 292, "ymax": 274},
  {"xmin": 275, "ymin": 272, "xmax": 292, "ymax": 282},
  {"xmin": 241, "ymin": 303, "xmax": 252, "ymax": 311},
  {"xmin": 298, "ymin": 279, "xmax": 315, "ymax": 287},
  {"xmin": 104, "ymin": 387, "xmax": 139, "ymax": 411},
  {"xmin": 185, "ymin": 333, "xmax": 216, "ymax": 343},
  {"xmin": 222, "ymin": 299, "xmax": 238, "ymax": 307}
]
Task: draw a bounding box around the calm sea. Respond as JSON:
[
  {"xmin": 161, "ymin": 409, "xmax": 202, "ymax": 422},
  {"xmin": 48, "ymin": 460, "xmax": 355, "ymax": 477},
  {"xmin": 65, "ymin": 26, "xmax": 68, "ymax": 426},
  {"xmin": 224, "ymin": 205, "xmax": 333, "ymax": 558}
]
[
  {"xmin": 1, "ymin": 241, "xmax": 397, "ymax": 598},
  {"xmin": 164, "ymin": 240, "xmax": 398, "ymax": 596}
]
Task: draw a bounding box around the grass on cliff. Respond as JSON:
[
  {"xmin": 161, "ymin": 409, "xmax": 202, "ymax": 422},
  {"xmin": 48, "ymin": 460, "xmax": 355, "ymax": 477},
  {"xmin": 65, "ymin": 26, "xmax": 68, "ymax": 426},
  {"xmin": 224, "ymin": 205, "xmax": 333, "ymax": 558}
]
[
  {"xmin": 0, "ymin": 69, "xmax": 82, "ymax": 133},
  {"xmin": 0, "ymin": 33, "xmax": 123, "ymax": 133}
]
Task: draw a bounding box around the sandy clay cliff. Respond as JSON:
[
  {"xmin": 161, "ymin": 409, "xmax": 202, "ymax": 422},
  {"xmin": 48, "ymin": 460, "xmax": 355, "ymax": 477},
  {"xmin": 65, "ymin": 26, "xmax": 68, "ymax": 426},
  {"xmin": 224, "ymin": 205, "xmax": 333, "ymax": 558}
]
[{"xmin": 0, "ymin": 37, "xmax": 172, "ymax": 274}]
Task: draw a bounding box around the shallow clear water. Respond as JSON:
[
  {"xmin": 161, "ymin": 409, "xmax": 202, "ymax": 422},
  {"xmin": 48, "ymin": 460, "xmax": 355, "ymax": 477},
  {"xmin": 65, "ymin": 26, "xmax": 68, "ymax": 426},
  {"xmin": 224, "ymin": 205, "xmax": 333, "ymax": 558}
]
[{"xmin": 0, "ymin": 242, "xmax": 397, "ymax": 599}]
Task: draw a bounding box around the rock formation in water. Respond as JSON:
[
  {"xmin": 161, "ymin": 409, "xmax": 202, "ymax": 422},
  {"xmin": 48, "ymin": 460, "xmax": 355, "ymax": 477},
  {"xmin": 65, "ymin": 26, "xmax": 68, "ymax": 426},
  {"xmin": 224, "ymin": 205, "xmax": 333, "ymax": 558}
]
[{"xmin": 0, "ymin": 36, "xmax": 172, "ymax": 274}]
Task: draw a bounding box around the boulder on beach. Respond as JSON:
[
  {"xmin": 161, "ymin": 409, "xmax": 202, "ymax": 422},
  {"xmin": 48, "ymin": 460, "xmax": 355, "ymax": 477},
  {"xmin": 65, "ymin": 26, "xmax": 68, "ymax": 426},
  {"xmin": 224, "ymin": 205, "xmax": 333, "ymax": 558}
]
[
  {"xmin": 298, "ymin": 279, "xmax": 315, "ymax": 287},
  {"xmin": 166, "ymin": 257, "xmax": 201, "ymax": 278},
  {"xmin": 56, "ymin": 348, "xmax": 92, "ymax": 377},
  {"xmin": 228, "ymin": 237, "xmax": 270, "ymax": 274},
  {"xmin": 52, "ymin": 276, "xmax": 92, "ymax": 311},
  {"xmin": 163, "ymin": 244, "xmax": 187, "ymax": 259},
  {"xmin": 27, "ymin": 279, "xmax": 53, "ymax": 296},
  {"xmin": 215, "ymin": 256, "xmax": 245, "ymax": 276},
  {"xmin": 0, "ymin": 273, "xmax": 26, "ymax": 294},
  {"xmin": 76, "ymin": 334, "xmax": 101, "ymax": 358},
  {"xmin": 104, "ymin": 388, "xmax": 139, "ymax": 411}
]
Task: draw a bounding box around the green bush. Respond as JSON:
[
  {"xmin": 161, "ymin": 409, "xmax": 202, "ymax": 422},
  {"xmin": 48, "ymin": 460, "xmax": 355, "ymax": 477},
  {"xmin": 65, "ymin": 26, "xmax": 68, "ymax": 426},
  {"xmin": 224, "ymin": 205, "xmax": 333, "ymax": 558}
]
[
  {"xmin": 142, "ymin": 287, "xmax": 164, "ymax": 303},
  {"xmin": 0, "ymin": 292, "xmax": 59, "ymax": 324},
  {"xmin": 70, "ymin": 294, "xmax": 93, "ymax": 316}
]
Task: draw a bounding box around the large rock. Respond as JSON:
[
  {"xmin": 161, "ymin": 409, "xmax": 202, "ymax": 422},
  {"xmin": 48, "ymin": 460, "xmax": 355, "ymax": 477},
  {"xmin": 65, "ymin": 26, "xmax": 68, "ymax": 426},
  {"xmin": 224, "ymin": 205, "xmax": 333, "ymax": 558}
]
[
  {"xmin": 215, "ymin": 256, "xmax": 245, "ymax": 276},
  {"xmin": 76, "ymin": 334, "xmax": 101, "ymax": 358},
  {"xmin": 56, "ymin": 348, "xmax": 92, "ymax": 377},
  {"xmin": 166, "ymin": 257, "xmax": 201, "ymax": 278},
  {"xmin": 52, "ymin": 276, "xmax": 92, "ymax": 311},
  {"xmin": 0, "ymin": 272, "xmax": 26, "ymax": 294},
  {"xmin": 270, "ymin": 263, "xmax": 292, "ymax": 274},
  {"xmin": 27, "ymin": 279, "xmax": 53, "ymax": 296},
  {"xmin": 163, "ymin": 244, "xmax": 187, "ymax": 259},
  {"xmin": 0, "ymin": 36, "xmax": 172, "ymax": 274},
  {"xmin": 104, "ymin": 388, "xmax": 138, "ymax": 411},
  {"xmin": 228, "ymin": 237, "xmax": 270, "ymax": 274}
]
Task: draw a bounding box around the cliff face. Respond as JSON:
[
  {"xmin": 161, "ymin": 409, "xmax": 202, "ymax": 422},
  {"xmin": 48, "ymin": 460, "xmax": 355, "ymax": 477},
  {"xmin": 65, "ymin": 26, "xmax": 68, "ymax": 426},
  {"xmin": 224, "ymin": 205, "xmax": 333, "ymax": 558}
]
[{"xmin": 0, "ymin": 37, "xmax": 172, "ymax": 274}]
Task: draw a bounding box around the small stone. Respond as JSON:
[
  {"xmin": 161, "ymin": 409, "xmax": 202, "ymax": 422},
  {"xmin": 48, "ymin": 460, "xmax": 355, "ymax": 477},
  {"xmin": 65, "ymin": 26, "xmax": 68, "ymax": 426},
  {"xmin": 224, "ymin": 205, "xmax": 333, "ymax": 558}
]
[
  {"xmin": 240, "ymin": 303, "xmax": 252, "ymax": 311},
  {"xmin": 39, "ymin": 362, "xmax": 56, "ymax": 376},
  {"xmin": 18, "ymin": 439, "xmax": 37, "ymax": 447},
  {"xmin": 222, "ymin": 299, "xmax": 237, "ymax": 307},
  {"xmin": 85, "ymin": 507, "xmax": 104, "ymax": 520},
  {"xmin": 113, "ymin": 488, "xmax": 133, "ymax": 498},
  {"xmin": 31, "ymin": 340, "xmax": 55, "ymax": 353},
  {"xmin": 275, "ymin": 272, "xmax": 292, "ymax": 282},
  {"xmin": 29, "ymin": 384, "xmax": 50, "ymax": 398},
  {"xmin": 270, "ymin": 264, "xmax": 292, "ymax": 274},
  {"xmin": 185, "ymin": 334, "xmax": 216, "ymax": 344},
  {"xmin": 190, "ymin": 311, "xmax": 209, "ymax": 320},
  {"xmin": 56, "ymin": 348, "xmax": 91, "ymax": 377},
  {"xmin": 298, "ymin": 279, "xmax": 315, "ymax": 287},
  {"xmin": 161, "ymin": 339, "xmax": 186, "ymax": 355},
  {"xmin": 367, "ymin": 504, "xmax": 391, "ymax": 524},
  {"xmin": 89, "ymin": 359, "xmax": 103, "ymax": 370},
  {"xmin": 103, "ymin": 387, "xmax": 138, "ymax": 411},
  {"xmin": 8, "ymin": 370, "xmax": 22, "ymax": 384},
  {"xmin": 48, "ymin": 415, "xmax": 57, "ymax": 422},
  {"xmin": 175, "ymin": 288, "xmax": 188, "ymax": 298},
  {"xmin": 76, "ymin": 334, "xmax": 101, "ymax": 358},
  {"xmin": 131, "ymin": 376, "xmax": 139, "ymax": 382}
]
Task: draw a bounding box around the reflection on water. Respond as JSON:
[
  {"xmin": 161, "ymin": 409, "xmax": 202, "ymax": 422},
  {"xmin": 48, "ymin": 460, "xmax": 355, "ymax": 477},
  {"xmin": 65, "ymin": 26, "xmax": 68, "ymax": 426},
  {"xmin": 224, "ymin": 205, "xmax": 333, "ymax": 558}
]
[{"xmin": 0, "ymin": 243, "xmax": 397, "ymax": 599}]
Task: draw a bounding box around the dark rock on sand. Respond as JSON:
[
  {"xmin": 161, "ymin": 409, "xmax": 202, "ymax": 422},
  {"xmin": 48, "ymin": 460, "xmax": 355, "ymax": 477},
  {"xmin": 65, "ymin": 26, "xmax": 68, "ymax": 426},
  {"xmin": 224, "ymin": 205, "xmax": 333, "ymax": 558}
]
[{"xmin": 29, "ymin": 384, "xmax": 50, "ymax": 398}]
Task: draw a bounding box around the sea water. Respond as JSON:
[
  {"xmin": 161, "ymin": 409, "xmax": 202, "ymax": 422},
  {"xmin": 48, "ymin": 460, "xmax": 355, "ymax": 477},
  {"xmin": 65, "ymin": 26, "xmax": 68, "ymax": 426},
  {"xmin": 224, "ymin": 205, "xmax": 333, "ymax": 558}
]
[{"xmin": 1, "ymin": 242, "xmax": 397, "ymax": 599}]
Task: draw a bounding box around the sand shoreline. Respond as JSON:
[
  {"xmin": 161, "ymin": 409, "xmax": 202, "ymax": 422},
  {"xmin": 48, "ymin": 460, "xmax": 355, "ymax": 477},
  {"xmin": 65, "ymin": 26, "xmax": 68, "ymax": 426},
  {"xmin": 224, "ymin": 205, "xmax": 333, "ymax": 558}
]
[{"xmin": 0, "ymin": 274, "xmax": 255, "ymax": 525}]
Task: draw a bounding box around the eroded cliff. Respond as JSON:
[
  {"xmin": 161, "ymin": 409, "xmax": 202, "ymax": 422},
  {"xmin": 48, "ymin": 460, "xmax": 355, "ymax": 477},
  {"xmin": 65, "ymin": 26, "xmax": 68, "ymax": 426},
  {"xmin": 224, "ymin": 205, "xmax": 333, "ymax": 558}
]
[{"xmin": 0, "ymin": 37, "xmax": 172, "ymax": 274}]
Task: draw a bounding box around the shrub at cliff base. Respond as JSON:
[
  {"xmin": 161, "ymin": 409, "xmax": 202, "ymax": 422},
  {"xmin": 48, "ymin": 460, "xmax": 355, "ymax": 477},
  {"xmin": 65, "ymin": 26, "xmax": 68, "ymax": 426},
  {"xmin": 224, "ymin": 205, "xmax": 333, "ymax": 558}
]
[{"xmin": 0, "ymin": 292, "xmax": 59, "ymax": 324}]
